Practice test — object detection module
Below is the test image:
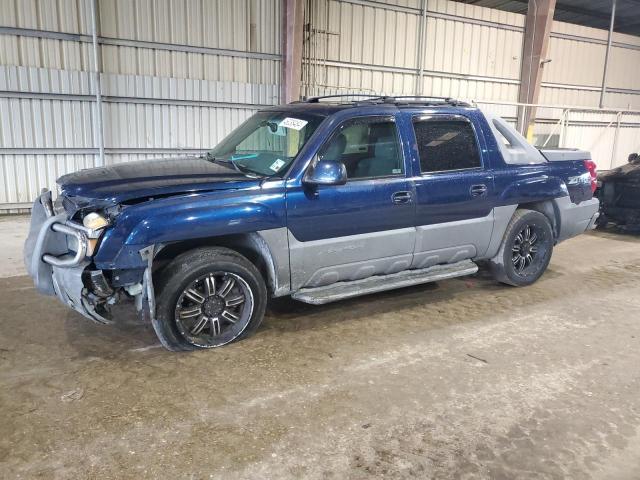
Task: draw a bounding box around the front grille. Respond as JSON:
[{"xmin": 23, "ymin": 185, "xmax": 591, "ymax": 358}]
[
  {"xmin": 53, "ymin": 195, "xmax": 65, "ymax": 215},
  {"xmin": 54, "ymin": 194, "xmax": 82, "ymax": 217},
  {"xmin": 63, "ymin": 195, "xmax": 77, "ymax": 213}
]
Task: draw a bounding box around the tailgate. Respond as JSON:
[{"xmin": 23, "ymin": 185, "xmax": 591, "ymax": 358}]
[{"xmin": 540, "ymin": 150, "xmax": 596, "ymax": 204}]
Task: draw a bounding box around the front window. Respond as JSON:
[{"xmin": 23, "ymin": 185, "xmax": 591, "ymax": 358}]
[
  {"xmin": 206, "ymin": 111, "xmax": 324, "ymax": 177},
  {"xmin": 318, "ymin": 117, "xmax": 404, "ymax": 180}
]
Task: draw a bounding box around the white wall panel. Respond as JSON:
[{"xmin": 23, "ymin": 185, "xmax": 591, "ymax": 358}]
[
  {"xmin": 304, "ymin": 0, "xmax": 523, "ymax": 102},
  {"xmin": 422, "ymin": 17, "xmax": 522, "ymax": 80},
  {"xmin": 98, "ymin": 0, "xmax": 280, "ymax": 54},
  {"xmin": 421, "ymin": 76, "xmax": 518, "ymax": 101},
  {"xmin": 543, "ymin": 19, "xmax": 640, "ymax": 109},
  {"xmin": 0, "ymin": 98, "xmax": 95, "ymax": 149},
  {"xmin": 326, "ymin": 1, "xmax": 418, "ymax": 68},
  {"xmin": 0, "ymin": 0, "xmax": 282, "ymax": 210},
  {"xmin": 607, "ymin": 46, "xmax": 640, "ymax": 92},
  {"xmin": 0, "ymin": 0, "xmax": 92, "ymax": 34},
  {"xmin": 0, "ymin": 154, "xmax": 98, "ymax": 205},
  {"xmin": 538, "ymin": 87, "xmax": 601, "ymax": 108},
  {"xmin": 2, "ymin": 0, "xmax": 640, "ymax": 211},
  {"xmin": 305, "ymin": 0, "xmax": 640, "ymax": 111},
  {"xmin": 429, "ymin": 0, "xmax": 524, "ymax": 27},
  {"xmin": 0, "ymin": 36, "xmax": 91, "ymax": 70},
  {"xmin": 101, "ymin": 73, "xmax": 279, "ymax": 105},
  {"xmin": 100, "ymin": 44, "xmax": 280, "ymax": 84},
  {"xmin": 0, "ymin": 65, "xmax": 93, "ymax": 95},
  {"xmin": 543, "ymin": 36, "xmax": 606, "ymax": 87},
  {"xmin": 102, "ymin": 103, "xmax": 254, "ymax": 150}
]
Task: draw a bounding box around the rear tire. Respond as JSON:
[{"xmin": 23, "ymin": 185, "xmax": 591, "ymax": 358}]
[
  {"xmin": 152, "ymin": 247, "xmax": 267, "ymax": 351},
  {"xmin": 489, "ymin": 209, "xmax": 554, "ymax": 287}
]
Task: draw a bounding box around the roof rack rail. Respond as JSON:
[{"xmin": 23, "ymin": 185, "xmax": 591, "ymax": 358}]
[
  {"xmin": 302, "ymin": 94, "xmax": 386, "ymax": 103},
  {"xmin": 301, "ymin": 94, "xmax": 471, "ymax": 107}
]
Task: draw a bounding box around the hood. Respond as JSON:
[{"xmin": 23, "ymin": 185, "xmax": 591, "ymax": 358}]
[{"xmin": 58, "ymin": 156, "xmax": 261, "ymax": 204}]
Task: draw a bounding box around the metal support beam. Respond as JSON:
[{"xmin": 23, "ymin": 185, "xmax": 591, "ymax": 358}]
[
  {"xmin": 414, "ymin": 0, "xmax": 428, "ymax": 95},
  {"xmin": 600, "ymin": 0, "xmax": 617, "ymax": 108},
  {"xmin": 517, "ymin": 0, "xmax": 557, "ymax": 138},
  {"xmin": 282, "ymin": 0, "xmax": 305, "ymax": 104},
  {"xmin": 90, "ymin": 0, "xmax": 105, "ymax": 166},
  {"xmin": 611, "ymin": 111, "xmax": 622, "ymax": 168}
]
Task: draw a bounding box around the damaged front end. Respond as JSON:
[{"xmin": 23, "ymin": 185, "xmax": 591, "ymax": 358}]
[{"xmin": 23, "ymin": 190, "xmax": 133, "ymax": 324}]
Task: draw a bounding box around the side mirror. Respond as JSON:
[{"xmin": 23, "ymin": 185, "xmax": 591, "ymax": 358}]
[{"xmin": 303, "ymin": 160, "xmax": 347, "ymax": 186}]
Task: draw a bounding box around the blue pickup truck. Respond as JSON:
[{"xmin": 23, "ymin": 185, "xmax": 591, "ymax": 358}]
[{"xmin": 25, "ymin": 95, "xmax": 600, "ymax": 351}]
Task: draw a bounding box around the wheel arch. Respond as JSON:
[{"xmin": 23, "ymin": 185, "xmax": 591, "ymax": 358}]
[
  {"xmin": 485, "ymin": 200, "xmax": 560, "ymax": 260},
  {"xmin": 516, "ymin": 200, "xmax": 560, "ymax": 240},
  {"xmin": 152, "ymin": 230, "xmax": 291, "ymax": 297},
  {"xmin": 488, "ymin": 207, "xmax": 555, "ymax": 287}
]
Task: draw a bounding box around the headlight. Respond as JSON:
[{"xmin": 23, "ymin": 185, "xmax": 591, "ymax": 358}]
[
  {"xmin": 83, "ymin": 212, "xmax": 110, "ymax": 230},
  {"xmin": 82, "ymin": 213, "xmax": 110, "ymax": 256}
]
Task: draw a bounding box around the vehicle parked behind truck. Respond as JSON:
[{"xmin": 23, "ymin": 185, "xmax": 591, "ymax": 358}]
[
  {"xmin": 596, "ymin": 153, "xmax": 640, "ymax": 231},
  {"xmin": 24, "ymin": 95, "xmax": 600, "ymax": 351}
]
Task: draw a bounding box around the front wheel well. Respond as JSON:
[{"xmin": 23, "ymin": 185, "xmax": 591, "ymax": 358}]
[{"xmin": 151, "ymin": 235, "xmax": 273, "ymax": 293}]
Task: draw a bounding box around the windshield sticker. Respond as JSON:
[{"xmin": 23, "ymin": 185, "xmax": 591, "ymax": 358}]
[
  {"xmin": 278, "ymin": 117, "xmax": 308, "ymax": 131},
  {"xmin": 269, "ymin": 159, "xmax": 286, "ymax": 172}
]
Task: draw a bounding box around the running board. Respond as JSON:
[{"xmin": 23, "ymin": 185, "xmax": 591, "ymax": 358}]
[{"xmin": 291, "ymin": 260, "xmax": 478, "ymax": 305}]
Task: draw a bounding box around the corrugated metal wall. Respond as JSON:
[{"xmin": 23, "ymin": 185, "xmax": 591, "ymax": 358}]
[
  {"xmin": 2, "ymin": 0, "xmax": 640, "ymax": 211},
  {"xmin": 542, "ymin": 21, "xmax": 640, "ymax": 109},
  {"xmin": 302, "ymin": 0, "xmax": 640, "ymax": 170},
  {"xmin": 303, "ymin": 0, "xmax": 523, "ymax": 102},
  {"xmin": 0, "ymin": 0, "xmax": 281, "ymax": 211},
  {"xmin": 303, "ymin": 0, "xmax": 640, "ymax": 107}
]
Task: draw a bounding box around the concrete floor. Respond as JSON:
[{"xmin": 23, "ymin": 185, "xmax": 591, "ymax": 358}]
[
  {"xmin": 0, "ymin": 215, "xmax": 30, "ymax": 278},
  {"xmin": 1, "ymin": 216, "xmax": 640, "ymax": 479}
]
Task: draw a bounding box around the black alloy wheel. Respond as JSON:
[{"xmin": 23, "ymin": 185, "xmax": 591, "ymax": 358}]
[
  {"xmin": 153, "ymin": 247, "xmax": 267, "ymax": 351},
  {"xmin": 174, "ymin": 272, "xmax": 254, "ymax": 348},
  {"xmin": 490, "ymin": 209, "xmax": 554, "ymax": 287}
]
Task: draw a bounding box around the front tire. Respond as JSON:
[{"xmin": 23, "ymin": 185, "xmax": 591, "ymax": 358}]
[
  {"xmin": 153, "ymin": 247, "xmax": 267, "ymax": 351},
  {"xmin": 489, "ymin": 209, "xmax": 554, "ymax": 287}
]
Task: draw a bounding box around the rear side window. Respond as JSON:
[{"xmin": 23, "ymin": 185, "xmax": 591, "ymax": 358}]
[{"xmin": 413, "ymin": 119, "xmax": 481, "ymax": 173}]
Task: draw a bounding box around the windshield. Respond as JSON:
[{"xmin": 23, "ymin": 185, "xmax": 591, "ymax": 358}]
[{"xmin": 206, "ymin": 111, "xmax": 324, "ymax": 177}]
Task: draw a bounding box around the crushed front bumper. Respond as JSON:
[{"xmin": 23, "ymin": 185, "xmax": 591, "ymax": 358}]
[{"xmin": 23, "ymin": 191, "xmax": 111, "ymax": 324}]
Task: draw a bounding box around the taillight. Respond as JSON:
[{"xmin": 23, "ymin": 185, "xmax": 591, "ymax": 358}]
[{"xmin": 584, "ymin": 159, "xmax": 597, "ymax": 193}]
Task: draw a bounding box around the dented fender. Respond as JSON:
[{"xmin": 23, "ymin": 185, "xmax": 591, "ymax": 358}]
[{"xmin": 93, "ymin": 184, "xmax": 287, "ymax": 270}]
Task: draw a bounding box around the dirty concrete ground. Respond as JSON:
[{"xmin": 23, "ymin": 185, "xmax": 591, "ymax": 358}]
[
  {"xmin": 1, "ymin": 216, "xmax": 640, "ymax": 479},
  {"xmin": 0, "ymin": 215, "xmax": 30, "ymax": 277}
]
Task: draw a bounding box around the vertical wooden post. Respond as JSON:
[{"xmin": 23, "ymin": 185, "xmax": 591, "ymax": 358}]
[
  {"xmin": 282, "ymin": 0, "xmax": 305, "ymax": 104},
  {"xmin": 517, "ymin": 0, "xmax": 557, "ymax": 140}
]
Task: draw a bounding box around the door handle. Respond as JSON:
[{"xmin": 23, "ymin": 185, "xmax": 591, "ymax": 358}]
[
  {"xmin": 391, "ymin": 191, "xmax": 412, "ymax": 204},
  {"xmin": 470, "ymin": 184, "xmax": 488, "ymax": 197}
]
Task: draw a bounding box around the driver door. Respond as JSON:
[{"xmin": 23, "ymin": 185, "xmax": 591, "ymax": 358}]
[{"xmin": 285, "ymin": 115, "xmax": 416, "ymax": 289}]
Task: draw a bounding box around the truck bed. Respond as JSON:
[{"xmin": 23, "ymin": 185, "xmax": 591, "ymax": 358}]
[{"xmin": 540, "ymin": 148, "xmax": 591, "ymax": 162}]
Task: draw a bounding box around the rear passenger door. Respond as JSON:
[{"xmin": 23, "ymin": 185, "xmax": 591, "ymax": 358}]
[{"xmin": 409, "ymin": 114, "xmax": 495, "ymax": 268}]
